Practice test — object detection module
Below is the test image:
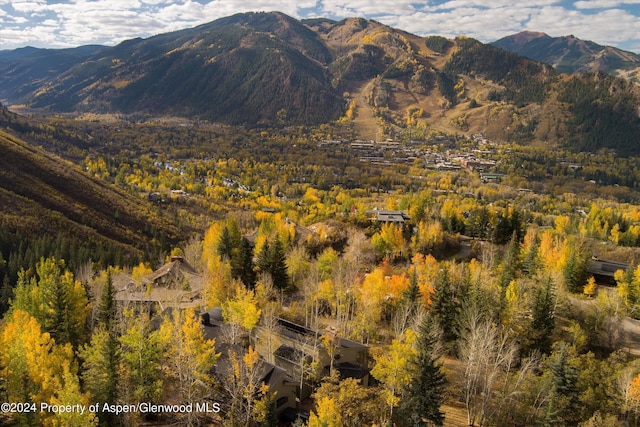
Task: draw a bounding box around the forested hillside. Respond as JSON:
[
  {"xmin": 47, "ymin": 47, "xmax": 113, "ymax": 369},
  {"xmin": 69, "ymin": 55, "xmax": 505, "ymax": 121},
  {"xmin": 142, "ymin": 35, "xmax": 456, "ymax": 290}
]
[
  {"xmin": 0, "ymin": 108, "xmax": 184, "ymax": 299},
  {"xmin": 2, "ymin": 12, "xmax": 640, "ymax": 155}
]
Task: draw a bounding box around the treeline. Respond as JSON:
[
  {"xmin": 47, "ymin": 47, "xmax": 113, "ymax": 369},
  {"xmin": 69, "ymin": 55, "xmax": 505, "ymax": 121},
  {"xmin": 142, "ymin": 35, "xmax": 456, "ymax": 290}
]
[{"xmin": 0, "ymin": 226, "xmax": 142, "ymax": 317}]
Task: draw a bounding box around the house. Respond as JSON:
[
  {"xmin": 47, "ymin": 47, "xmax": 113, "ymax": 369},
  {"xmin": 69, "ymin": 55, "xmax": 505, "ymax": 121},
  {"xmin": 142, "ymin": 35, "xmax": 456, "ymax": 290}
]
[
  {"xmin": 251, "ymin": 318, "xmax": 370, "ymax": 399},
  {"xmin": 114, "ymin": 256, "xmax": 204, "ymax": 311},
  {"xmin": 588, "ymin": 258, "xmax": 629, "ymax": 285},
  {"xmin": 142, "ymin": 256, "xmax": 202, "ymax": 290},
  {"xmin": 200, "ymin": 308, "xmax": 299, "ymax": 417},
  {"xmin": 480, "ymin": 173, "xmax": 504, "ymax": 183},
  {"xmin": 365, "ymin": 208, "xmax": 411, "ymax": 224}
]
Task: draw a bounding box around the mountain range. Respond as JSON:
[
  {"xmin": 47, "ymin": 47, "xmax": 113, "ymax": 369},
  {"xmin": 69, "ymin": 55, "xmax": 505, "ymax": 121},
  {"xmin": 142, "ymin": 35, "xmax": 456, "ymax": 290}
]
[
  {"xmin": 492, "ymin": 31, "xmax": 640, "ymax": 80},
  {"xmin": 1, "ymin": 12, "xmax": 639, "ymax": 155}
]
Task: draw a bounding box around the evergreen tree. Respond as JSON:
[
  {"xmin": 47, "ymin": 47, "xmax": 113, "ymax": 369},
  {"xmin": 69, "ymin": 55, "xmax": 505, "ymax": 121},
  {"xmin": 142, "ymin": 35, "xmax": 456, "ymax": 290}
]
[
  {"xmin": 562, "ymin": 244, "xmax": 588, "ymax": 293},
  {"xmin": 79, "ymin": 328, "xmax": 118, "ymax": 426},
  {"xmin": 430, "ymin": 268, "xmax": 458, "ymax": 343},
  {"xmin": 256, "ymin": 241, "xmax": 271, "ymax": 274},
  {"xmin": 402, "ymin": 268, "xmax": 421, "ymax": 310},
  {"xmin": 401, "ymin": 315, "xmax": 446, "ymax": 426},
  {"xmin": 527, "ymin": 277, "xmax": 555, "ymax": 355},
  {"xmin": 497, "ymin": 233, "xmax": 521, "ymax": 291},
  {"xmin": 492, "ymin": 214, "xmax": 513, "ymax": 245},
  {"xmin": 11, "ymin": 257, "xmax": 90, "ymax": 348},
  {"xmin": 509, "ymin": 209, "xmax": 524, "ymax": 242},
  {"xmin": 521, "ymin": 236, "xmax": 539, "ymax": 276},
  {"xmin": 256, "ymin": 238, "xmax": 289, "ymax": 289},
  {"xmin": 97, "ymin": 270, "xmax": 115, "ymax": 330},
  {"xmin": 465, "ymin": 207, "xmax": 491, "ymax": 239},
  {"xmin": 85, "ymin": 269, "xmax": 119, "ymax": 425},
  {"xmin": 232, "ymin": 237, "xmax": 256, "ymax": 289},
  {"xmin": 218, "ymin": 226, "xmax": 233, "ymax": 260},
  {"xmin": 269, "ymin": 238, "xmax": 289, "ymax": 290},
  {"xmin": 119, "ymin": 317, "xmax": 164, "ymax": 421},
  {"xmin": 544, "ymin": 343, "xmax": 580, "ymax": 426}
]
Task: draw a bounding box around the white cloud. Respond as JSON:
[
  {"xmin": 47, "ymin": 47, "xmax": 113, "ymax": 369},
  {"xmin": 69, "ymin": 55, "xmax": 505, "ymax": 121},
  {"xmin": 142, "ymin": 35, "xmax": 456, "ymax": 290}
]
[
  {"xmin": 527, "ymin": 6, "xmax": 640, "ymax": 44},
  {"xmin": 0, "ymin": 0, "xmax": 638, "ymax": 52},
  {"xmin": 11, "ymin": 1, "xmax": 49, "ymax": 13},
  {"xmin": 574, "ymin": 0, "xmax": 640, "ymax": 8}
]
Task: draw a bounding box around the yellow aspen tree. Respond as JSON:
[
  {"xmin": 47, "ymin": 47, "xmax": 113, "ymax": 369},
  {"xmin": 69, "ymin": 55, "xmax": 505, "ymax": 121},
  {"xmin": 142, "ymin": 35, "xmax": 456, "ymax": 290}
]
[
  {"xmin": 203, "ymin": 254, "xmax": 233, "ymax": 307},
  {"xmin": 554, "ymin": 215, "xmax": 571, "ymax": 234},
  {"xmin": 388, "ymin": 273, "xmax": 410, "ymax": 301},
  {"xmin": 355, "ymin": 267, "xmax": 387, "ymax": 341},
  {"xmin": 11, "ymin": 258, "xmax": 90, "ymax": 347},
  {"xmin": 583, "ymin": 277, "xmax": 597, "ymax": 298},
  {"xmin": 629, "ymin": 373, "xmax": 640, "ymax": 414},
  {"xmin": 222, "ymin": 286, "xmax": 262, "ymax": 344},
  {"xmin": 308, "ymin": 396, "xmax": 344, "ymax": 427},
  {"xmin": 202, "ymin": 221, "xmax": 224, "ymax": 271},
  {"xmin": 224, "ymin": 346, "xmax": 268, "ymax": 424},
  {"xmin": 411, "ymin": 254, "xmax": 439, "ymax": 305},
  {"xmin": 371, "ymin": 329, "xmax": 418, "ymax": 421},
  {"xmin": 47, "ymin": 364, "xmax": 98, "ymax": 427},
  {"xmin": 0, "ymin": 310, "xmax": 77, "ymax": 426},
  {"xmin": 159, "ymin": 309, "xmax": 219, "ymax": 426},
  {"xmin": 131, "ymin": 262, "xmax": 153, "ymax": 282},
  {"xmin": 274, "ymin": 213, "xmax": 296, "ymax": 249},
  {"xmin": 502, "ymin": 280, "xmax": 520, "ymax": 327}
]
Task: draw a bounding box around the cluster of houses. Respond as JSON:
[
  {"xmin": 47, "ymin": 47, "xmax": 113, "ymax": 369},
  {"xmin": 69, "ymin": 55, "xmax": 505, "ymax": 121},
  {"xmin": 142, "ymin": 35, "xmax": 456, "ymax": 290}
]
[
  {"xmin": 112, "ymin": 255, "xmax": 371, "ymax": 423},
  {"xmin": 110, "ymin": 205, "xmax": 631, "ymax": 423},
  {"xmin": 318, "ymin": 136, "xmax": 501, "ymax": 175}
]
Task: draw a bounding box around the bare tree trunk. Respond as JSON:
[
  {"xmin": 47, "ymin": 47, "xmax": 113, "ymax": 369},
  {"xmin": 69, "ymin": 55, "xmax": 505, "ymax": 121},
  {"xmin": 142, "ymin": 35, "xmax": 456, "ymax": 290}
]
[{"xmin": 459, "ymin": 304, "xmax": 518, "ymax": 426}]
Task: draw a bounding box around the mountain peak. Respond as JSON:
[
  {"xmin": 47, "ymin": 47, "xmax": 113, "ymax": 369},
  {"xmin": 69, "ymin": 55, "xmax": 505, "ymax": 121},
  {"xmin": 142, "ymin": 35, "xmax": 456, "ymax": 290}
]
[
  {"xmin": 494, "ymin": 31, "xmax": 549, "ymax": 50},
  {"xmin": 493, "ymin": 31, "xmax": 640, "ymax": 78}
]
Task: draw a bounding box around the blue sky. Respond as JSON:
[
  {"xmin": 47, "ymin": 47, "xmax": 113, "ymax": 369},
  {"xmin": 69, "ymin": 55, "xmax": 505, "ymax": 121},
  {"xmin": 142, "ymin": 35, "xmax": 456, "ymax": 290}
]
[{"xmin": 1, "ymin": 0, "xmax": 639, "ymax": 52}]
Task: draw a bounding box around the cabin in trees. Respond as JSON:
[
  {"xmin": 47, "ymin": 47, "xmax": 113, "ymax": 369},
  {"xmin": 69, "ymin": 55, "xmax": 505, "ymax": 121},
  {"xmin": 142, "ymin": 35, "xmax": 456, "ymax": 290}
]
[
  {"xmin": 251, "ymin": 317, "xmax": 370, "ymax": 399},
  {"xmin": 200, "ymin": 308, "xmax": 299, "ymax": 417},
  {"xmin": 113, "ymin": 256, "xmax": 203, "ymax": 311},
  {"xmin": 365, "ymin": 208, "xmax": 410, "ymax": 224},
  {"xmin": 588, "ymin": 257, "xmax": 629, "ymax": 285}
]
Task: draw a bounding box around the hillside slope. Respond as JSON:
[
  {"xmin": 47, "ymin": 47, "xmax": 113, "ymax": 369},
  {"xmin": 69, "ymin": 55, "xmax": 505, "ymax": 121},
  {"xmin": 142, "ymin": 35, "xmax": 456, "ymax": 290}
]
[{"xmin": 0, "ymin": 109, "xmax": 182, "ymax": 264}]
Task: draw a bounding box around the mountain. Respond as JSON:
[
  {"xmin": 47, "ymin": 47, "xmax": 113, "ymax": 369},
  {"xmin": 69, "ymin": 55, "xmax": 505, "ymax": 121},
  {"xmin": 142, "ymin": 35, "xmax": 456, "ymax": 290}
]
[
  {"xmin": 492, "ymin": 31, "xmax": 640, "ymax": 82},
  {"xmin": 1, "ymin": 12, "xmax": 640, "ymax": 155},
  {"xmin": 0, "ymin": 106, "xmax": 182, "ymax": 265},
  {"xmin": 1, "ymin": 12, "xmax": 342, "ymax": 125},
  {"xmin": 0, "ymin": 45, "xmax": 108, "ymax": 104}
]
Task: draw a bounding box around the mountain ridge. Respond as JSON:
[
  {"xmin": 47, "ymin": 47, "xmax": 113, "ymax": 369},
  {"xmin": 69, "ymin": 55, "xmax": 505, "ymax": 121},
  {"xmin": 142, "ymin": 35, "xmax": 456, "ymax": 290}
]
[
  {"xmin": 492, "ymin": 31, "xmax": 640, "ymax": 80},
  {"xmin": 1, "ymin": 12, "xmax": 639, "ymax": 155}
]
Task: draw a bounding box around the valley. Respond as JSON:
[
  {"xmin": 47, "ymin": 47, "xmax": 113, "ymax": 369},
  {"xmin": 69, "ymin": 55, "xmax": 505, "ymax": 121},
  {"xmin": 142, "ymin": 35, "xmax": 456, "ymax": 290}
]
[{"xmin": 1, "ymin": 11, "xmax": 640, "ymax": 427}]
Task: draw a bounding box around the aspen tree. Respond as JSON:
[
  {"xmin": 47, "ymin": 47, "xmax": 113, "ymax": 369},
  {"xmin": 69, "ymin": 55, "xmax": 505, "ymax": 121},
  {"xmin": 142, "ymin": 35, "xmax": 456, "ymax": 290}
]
[
  {"xmin": 159, "ymin": 309, "xmax": 219, "ymax": 426},
  {"xmin": 371, "ymin": 329, "xmax": 418, "ymax": 421}
]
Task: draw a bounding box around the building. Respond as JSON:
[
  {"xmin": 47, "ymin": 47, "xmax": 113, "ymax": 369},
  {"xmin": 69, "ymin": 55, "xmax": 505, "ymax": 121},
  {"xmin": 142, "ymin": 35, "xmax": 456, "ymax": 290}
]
[
  {"xmin": 252, "ymin": 318, "xmax": 370, "ymax": 399},
  {"xmin": 200, "ymin": 308, "xmax": 299, "ymax": 417},
  {"xmin": 114, "ymin": 256, "xmax": 204, "ymax": 312},
  {"xmin": 365, "ymin": 208, "xmax": 411, "ymax": 224},
  {"xmin": 588, "ymin": 258, "xmax": 629, "ymax": 285}
]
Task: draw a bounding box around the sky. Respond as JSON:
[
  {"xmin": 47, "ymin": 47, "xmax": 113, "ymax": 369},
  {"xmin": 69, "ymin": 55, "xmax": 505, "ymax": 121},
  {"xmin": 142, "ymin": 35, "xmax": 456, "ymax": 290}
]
[{"xmin": 1, "ymin": 0, "xmax": 639, "ymax": 53}]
